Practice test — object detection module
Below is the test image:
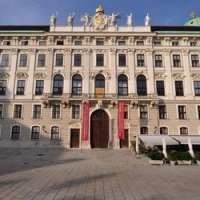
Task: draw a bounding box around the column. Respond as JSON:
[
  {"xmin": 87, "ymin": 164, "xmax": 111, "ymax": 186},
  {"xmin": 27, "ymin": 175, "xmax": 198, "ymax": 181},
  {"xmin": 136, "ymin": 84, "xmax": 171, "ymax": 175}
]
[
  {"xmin": 182, "ymin": 50, "xmax": 193, "ymax": 98},
  {"xmin": 164, "ymin": 50, "xmax": 174, "ymax": 99},
  {"xmin": 8, "ymin": 49, "xmax": 18, "ymax": 99},
  {"xmin": 64, "ymin": 48, "xmax": 72, "ymax": 97},
  {"xmin": 146, "ymin": 50, "xmax": 155, "ymax": 94},
  {"xmin": 109, "ymin": 48, "xmax": 117, "ymax": 95},
  {"xmin": 128, "ymin": 49, "xmax": 136, "ymax": 94},
  {"xmin": 83, "ymin": 49, "xmax": 90, "ymax": 96},
  {"xmin": 26, "ymin": 49, "xmax": 36, "ymax": 98},
  {"xmin": 45, "ymin": 48, "xmax": 54, "ymax": 94}
]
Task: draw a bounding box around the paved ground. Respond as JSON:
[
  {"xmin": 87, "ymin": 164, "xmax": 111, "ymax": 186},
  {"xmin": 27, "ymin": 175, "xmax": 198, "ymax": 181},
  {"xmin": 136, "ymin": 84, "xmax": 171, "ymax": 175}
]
[{"xmin": 0, "ymin": 149, "xmax": 200, "ymax": 200}]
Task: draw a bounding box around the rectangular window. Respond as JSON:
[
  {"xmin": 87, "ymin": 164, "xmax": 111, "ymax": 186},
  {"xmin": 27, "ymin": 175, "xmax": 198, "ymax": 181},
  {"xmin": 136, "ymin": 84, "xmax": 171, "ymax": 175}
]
[
  {"xmin": 118, "ymin": 40, "xmax": 126, "ymax": 45},
  {"xmin": 31, "ymin": 126, "xmax": 40, "ymax": 140},
  {"xmin": 136, "ymin": 40, "xmax": 144, "ymax": 46},
  {"xmin": 19, "ymin": 54, "xmax": 28, "ymax": 67},
  {"xmin": 16, "ymin": 80, "xmax": 25, "ymax": 95},
  {"xmin": 191, "ymin": 54, "xmax": 199, "ymax": 67},
  {"xmin": 173, "ymin": 54, "xmax": 181, "ymax": 67},
  {"xmin": 96, "ymin": 39, "xmax": 104, "ymax": 46},
  {"xmin": 21, "ymin": 40, "xmax": 28, "ymax": 46},
  {"xmin": 194, "ymin": 81, "xmax": 200, "ymax": 96},
  {"xmin": 37, "ymin": 54, "xmax": 46, "ymax": 67},
  {"xmin": 118, "ymin": 54, "xmax": 126, "ymax": 67},
  {"xmin": 72, "ymin": 105, "xmax": 80, "ymax": 119},
  {"xmin": 159, "ymin": 105, "xmax": 167, "ymax": 119},
  {"xmin": 96, "ymin": 54, "xmax": 104, "ymax": 66},
  {"xmin": 33, "ymin": 105, "xmax": 41, "ymax": 119},
  {"xmin": 56, "ymin": 40, "xmax": 64, "ymax": 45},
  {"xmin": 140, "ymin": 105, "xmax": 148, "ymax": 119},
  {"xmin": 3, "ymin": 40, "xmax": 10, "ymax": 46},
  {"xmin": 156, "ymin": 80, "xmax": 165, "ymax": 96},
  {"xmin": 124, "ymin": 104, "xmax": 128, "ymax": 119},
  {"xmin": 190, "ymin": 41, "xmax": 197, "ymax": 47},
  {"xmin": 172, "ymin": 41, "xmax": 179, "ymax": 46},
  {"xmin": 140, "ymin": 127, "xmax": 148, "ymax": 135},
  {"xmin": 198, "ymin": 106, "xmax": 200, "ymax": 120},
  {"xmin": 74, "ymin": 40, "xmax": 82, "ymax": 46},
  {"xmin": 35, "ymin": 80, "xmax": 44, "ymax": 96},
  {"xmin": 0, "ymin": 54, "xmax": 9, "ymax": 67},
  {"xmin": 0, "ymin": 80, "xmax": 7, "ymax": 95},
  {"xmin": 55, "ymin": 54, "xmax": 63, "ymax": 66},
  {"xmin": 52, "ymin": 105, "xmax": 61, "ymax": 119},
  {"xmin": 178, "ymin": 105, "xmax": 186, "ymax": 120},
  {"xmin": 39, "ymin": 40, "xmax": 46, "ymax": 46},
  {"xmin": 137, "ymin": 54, "xmax": 145, "ymax": 67},
  {"xmin": 153, "ymin": 40, "xmax": 161, "ymax": 46},
  {"xmin": 14, "ymin": 104, "xmax": 22, "ymax": 119},
  {"xmin": 74, "ymin": 54, "xmax": 82, "ymax": 67},
  {"xmin": 0, "ymin": 104, "xmax": 3, "ymax": 119},
  {"xmin": 175, "ymin": 81, "xmax": 184, "ymax": 96},
  {"xmin": 155, "ymin": 54, "xmax": 163, "ymax": 67}
]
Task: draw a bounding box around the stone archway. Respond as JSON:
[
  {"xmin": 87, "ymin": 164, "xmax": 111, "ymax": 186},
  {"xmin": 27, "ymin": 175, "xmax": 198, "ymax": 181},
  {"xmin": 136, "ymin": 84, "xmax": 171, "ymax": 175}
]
[{"xmin": 90, "ymin": 109, "xmax": 109, "ymax": 148}]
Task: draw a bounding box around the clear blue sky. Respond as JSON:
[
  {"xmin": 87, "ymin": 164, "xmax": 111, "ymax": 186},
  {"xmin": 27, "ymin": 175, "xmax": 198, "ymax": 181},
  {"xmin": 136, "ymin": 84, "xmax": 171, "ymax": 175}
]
[{"xmin": 0, "ymin": 0, "xmax": 199, "ymax": 26}]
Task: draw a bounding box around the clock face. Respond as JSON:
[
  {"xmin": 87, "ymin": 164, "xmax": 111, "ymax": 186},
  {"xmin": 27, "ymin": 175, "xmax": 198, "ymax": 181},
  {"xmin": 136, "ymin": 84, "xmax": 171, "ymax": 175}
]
[{"xmin": 95, "ymin": 14, "xmax": 105, "ymax": 26}]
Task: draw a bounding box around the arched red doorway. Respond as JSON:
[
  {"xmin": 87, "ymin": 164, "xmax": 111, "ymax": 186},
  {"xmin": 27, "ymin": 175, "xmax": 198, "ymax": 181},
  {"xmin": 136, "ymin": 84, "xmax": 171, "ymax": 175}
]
[{"xmin": 90, "ymin": 109, "xmax": 109, "ymax": 148}]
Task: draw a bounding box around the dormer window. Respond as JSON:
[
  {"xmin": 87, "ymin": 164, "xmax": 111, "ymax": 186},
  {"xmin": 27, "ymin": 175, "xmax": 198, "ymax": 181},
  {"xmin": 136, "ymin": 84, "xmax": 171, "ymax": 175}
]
[
  {"xmin": 74, "ymin": 40, "xmax": 82, "ymax": 46},
  {"xmin": 56, "ymin": 40, "xmax": 64, "ymax": 45},
  {"xmin": 21, "ymin": 40, "xmax": 28, "ymax": 46},
  {"xmin": 118, "ymin": 40, "xmax": 126, "ymax": 45},
  {"xmin": 96, "ymin": 39, "xmax": 104, "ymax": 46},
  {"xmin": 136, "ymin": 40, "xmax": 144, "ymax": 46},
  {"xmin": 172, "ymin": 41, "xmax": 179, "ymax": 46}
]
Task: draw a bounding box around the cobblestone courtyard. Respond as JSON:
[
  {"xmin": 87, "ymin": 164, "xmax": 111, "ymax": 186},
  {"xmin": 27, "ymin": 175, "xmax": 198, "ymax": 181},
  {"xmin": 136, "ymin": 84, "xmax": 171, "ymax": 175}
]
[{"xmin": 0, "ymin": 149, "xmax": 200, "ymax": 200}]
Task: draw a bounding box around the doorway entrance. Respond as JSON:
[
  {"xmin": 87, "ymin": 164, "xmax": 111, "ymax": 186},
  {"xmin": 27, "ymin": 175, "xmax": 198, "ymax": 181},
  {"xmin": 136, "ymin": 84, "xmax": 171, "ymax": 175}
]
[
  {"xmin": 90, "ymin": 109, "xmax": 109, "ymax": 148},
  {"xmin": 70, "ymin": 129, "xmax": 80, "ymax": 148}
]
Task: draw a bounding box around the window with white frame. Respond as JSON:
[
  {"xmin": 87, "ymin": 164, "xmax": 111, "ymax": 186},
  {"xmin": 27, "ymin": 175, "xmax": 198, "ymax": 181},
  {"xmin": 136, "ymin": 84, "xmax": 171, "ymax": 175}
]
[
  {"xmin": 137, "ymin": 54, "xmax": 145, "ymax": 67},
  {"xmin": 52, "ymin": 104, "xmax": 61, "ymax": 119},
  {"xmin": 118, "ymin": 54, "xmax": 126, "ymax": 67},
  {"xmin": 19, "ymin": 54, "xmax": 28, "ymax": 67},
  {"xmin": 140, "ymin": 105, "xmax": 148, "ymax": 119},
  {"xmin": 160, "ymin": 127, "xmax": 168, "ymax": 135},
  {"xmin": 33, "ymin": 105, "xmax": 41, "ymax": 119},
  {"xmin": 156, "ymin": 80, "xmax": 165, "ymax": 96},
  {"xmin": 0, "ymin": 54, "xmax": 9, "ymax": 67},
  {"xmin": 173, "ymin": 54, "xmax": 181, "ymax": 67},
  {"xmin": 31, "ymin": 126, "xmax": 40, "ymax": 140},
  {"xmin": 37, "ymin": 54, "xmax": 46, "ymax": 67},
  {"xmin": 0, "ymin": 104, "xmax": 3, "ymax": 119},
  {"xmin": 140, "ymin": 127, "xmax": 148, "ymax": 135},
  {"xmin": 154, "ymin": 54, "xmax": 163, "ymax": 67},
  {"xmin": 159, "ymin": 105, "xmax": 167, "ymax": 119},
  {"xmin": 51, "ymin": 126, "xmax": 60, "ymax": 140},
  {"xmin": 11, "ymin": 126, "xmax": 20, "ymax": 140},
  {"xmin": 35, "ymin": 80, "xmax": 44, "ymax": 96},
  {"xmin": 178, "ymin": 105, "xmax": 186, "ymax": 120},
  {"xmin": 96, "ymin": 54, "xmax": 104, "ymax": 66},
  {"xmin": 55, "ymin": 53, "xmax": 63, "ymax": 67},
  {"xmin": 72, "ymin": 104, "xmax": 80, "ymax": 119},
  {"xmin": 14, "ymin": 104, "xmax": 22, "ymax": 119},
  {"xmin": 74, "ymin": 54, "xmax": 82, "ymax": 67},
  {"xmin": 180, "ymin": 127, "xmax": 188, "ymax": 135},
  {"xmin": 16, "ymin": 80, "xmax": 25, "ymax": 95},
  {"xmin": 175, "ymin": 80, "xmax": 184, "ymax": 96},
  {"xmin": 194, "ymin": 81, "xmax": 200, "ymax": 96},
  {"xmin": 191, "ymin": 54, "xmax": 199, "ymax": 67},
  {"xmin": 0, "ymin": 80, "xmax": 7, "ymax": 95}
]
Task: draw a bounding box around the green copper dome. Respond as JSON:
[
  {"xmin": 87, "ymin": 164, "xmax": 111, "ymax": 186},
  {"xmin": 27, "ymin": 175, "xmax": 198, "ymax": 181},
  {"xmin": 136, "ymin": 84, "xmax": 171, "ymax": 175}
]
[{"xmin": 185, "ymin": 14, "xmax": 200, "ymax": 26}]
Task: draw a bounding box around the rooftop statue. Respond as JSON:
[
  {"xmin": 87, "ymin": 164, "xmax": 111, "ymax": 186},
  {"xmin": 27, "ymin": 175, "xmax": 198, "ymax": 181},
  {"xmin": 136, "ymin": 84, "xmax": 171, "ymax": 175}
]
[
  {"xmin": 145, "ymin": 13, "xmax": 151, "ymax": 26},
  {"xmin": 49, "ymin": 14, "xmax": 57, "ymax": 26},
  {"xmin": 81, "ymin": 13, "xmax": 92, "ymax": 27},
  {"xmin": 127, "ymin": 13, "xmax": 133, "ymax": 26},
  {"xmin": 67, "ymin": 14, "xmax": 75, "ymax": 26},
  {"xmin": 109, "ymin": 13, "xmax": 120, "ymax": 26}
]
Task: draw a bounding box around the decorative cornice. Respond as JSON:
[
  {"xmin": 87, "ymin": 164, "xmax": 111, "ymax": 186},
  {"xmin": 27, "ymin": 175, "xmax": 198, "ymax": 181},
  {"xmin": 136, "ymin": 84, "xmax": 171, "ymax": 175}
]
[
  {"xmin": 0, "ymin": 72, "xmax": 9, "ymax": 79},
  {"xmin": 34, "ymin": 72, "xmax": 47, "ymax": 79},
  {"xmin": 154, "ymin": 72, "xmax": 167, "ymax": 79},
  {"xmin": 16, "ymin": 72, "xmax": 29, "ymax": 79},
  {"xmin": 191, "ymin": 73, "xmax": 200, "ymax": 80},
  {"xmin": 172, "ymin": 73, "xmax": 185, "ymax": 80}
]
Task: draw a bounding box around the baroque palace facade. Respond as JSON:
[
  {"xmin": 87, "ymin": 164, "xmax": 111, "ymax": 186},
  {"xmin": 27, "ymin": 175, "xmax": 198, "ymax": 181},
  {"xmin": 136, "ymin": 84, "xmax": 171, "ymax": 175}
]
[{"xmin": 0, "ymin": 5, "xmax": 200, "ymax": 149}]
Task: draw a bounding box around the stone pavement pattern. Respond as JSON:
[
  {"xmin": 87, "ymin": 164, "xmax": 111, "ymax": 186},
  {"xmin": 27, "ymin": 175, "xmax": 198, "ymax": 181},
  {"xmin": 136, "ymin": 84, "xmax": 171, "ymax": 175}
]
[{"xmin": 0, "ymin": 149, "xmax": 200, "ymax": 200}]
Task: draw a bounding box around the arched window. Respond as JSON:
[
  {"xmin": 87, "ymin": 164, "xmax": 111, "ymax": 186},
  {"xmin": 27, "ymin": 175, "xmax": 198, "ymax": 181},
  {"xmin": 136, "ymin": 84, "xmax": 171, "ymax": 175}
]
[
  {"xmin": 140, "ymin": 127, "xmax": 148, "ymax": 135},
  {"xmin": 72, "ymin": 74, "xmax": 82, "ymax": 96},
  {"xmin": 118, "ymin": 74, "xmax": 128, "ymax": 96},
  {"xmin": 51, "ymin": 126, "xmax": 60, "ymax": 140},
  {"xmin": 180, "ymin": 127, "xmax": 188, "ymax": 135},
  {"xmin": 160, "ymin": 127, "xmax": 168, "ymax": 135},
  {"xmin": 137, "ymin": 75, "xmax": 147, "ymax": 96},
  {"xmin": 11, "ymin": 126, "xmax": 20, "ymax": 140},
  {"xmin": 31, "ymin": 126, "xmax": 40, "ymax": 140},
  {"xmin": 95, "ymin": 74, "xmax": 105, "ymax": 97},
  {"xmin": 53, "ymin": 74, "xmax": 64, "ymax": 95}
]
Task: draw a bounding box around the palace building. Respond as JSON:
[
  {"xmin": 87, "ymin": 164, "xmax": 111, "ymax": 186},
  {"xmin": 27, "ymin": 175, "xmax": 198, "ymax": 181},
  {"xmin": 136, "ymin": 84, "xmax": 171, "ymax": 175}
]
[{"xmin": 1, "ymin": 5, "xmax": 200, "ymax": 150}]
